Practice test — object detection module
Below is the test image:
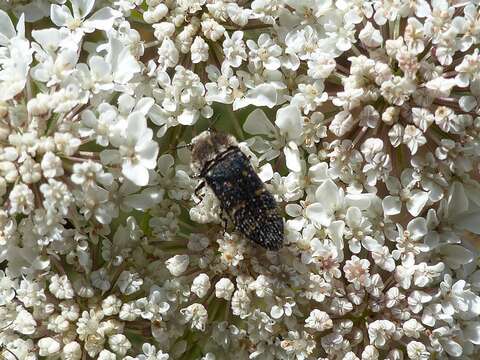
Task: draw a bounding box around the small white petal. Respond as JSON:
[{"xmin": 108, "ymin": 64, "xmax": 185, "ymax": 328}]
[
  {"xmin": 243, "ymin": 108, "xmax": 277, "ymax": 137},
  {"xmin": 245, "ymin": 84, "xmax": 277, "ymax": 108},
  {"xmin": 0, "ymin": 10, "xmax": 16, "ymax": 43},
  {"xmin": 50, "ymin": 5, "xmax": 71, "ymax": 27},
  {"xmin": 406, "ymin": 190, "xmax": 429, "ymax": 216},
  {"xmin": 275, "ymin": 104, "xmax": 303, "ymax": 141},
  {"xmin": 465, "ymin": 323, "xmax": 480, "ymax": 345},
  {"xmin": 407, "ymin": 218, "xmax": 428, "ymax": 239},
  {"xmin": 443, "ymin": 339, "xmax": 463, "ymax": 357},
  {"xmin": 270, "ymin": 305, "xmax": 283, "ymax": 319},
  {"xmin": 258, "ymin": 163, "xmax": 273, "ymax": 182},
  {"xmin": 284, "ymin": 142, "xmax": 301, "ymax": 172},
  {"xmin": 306, "ymin": 203, "xmax": 331, "ymax": 228},
  {"xmin": 439, "ymin": 245, "xmax": 475, "ymax": 267},
  {"xmin": 84, "ymin": 7, "xmax": 120, "ymax": 30},
  {"xmin": 447, "ymin": 181, "xmax": 469, "ymax": 218},
  {"xmin": 122, "ymin": 162, "xmax": 149, "ymax": 186},
  {"xmin": 382, "ymin": 196, "xmax": 402, "ymax": 216}
]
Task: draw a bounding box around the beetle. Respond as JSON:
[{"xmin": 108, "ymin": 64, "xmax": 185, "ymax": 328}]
[{"xmin": 190, "ymin": 130, "xmax": 284, "ymax": 250}]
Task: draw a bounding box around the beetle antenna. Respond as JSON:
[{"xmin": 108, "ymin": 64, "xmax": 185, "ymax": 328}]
[
  {"xmin": 207, "ymin": 113, "xmax": 221, "ymax": 132},
  {"xmin": 171, "ymin": 142, "xmax": 193, "ymax": 150}
]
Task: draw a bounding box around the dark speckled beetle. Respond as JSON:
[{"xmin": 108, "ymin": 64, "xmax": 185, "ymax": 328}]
[{"xmin": 191, "ymin": 130, "xmax": 284, "ymax": 250}]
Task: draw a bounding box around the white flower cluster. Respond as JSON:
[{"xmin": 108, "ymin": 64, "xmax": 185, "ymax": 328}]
[{"xmin": 1, "ymin": 0, "xmax": 480, "ymax": 359}]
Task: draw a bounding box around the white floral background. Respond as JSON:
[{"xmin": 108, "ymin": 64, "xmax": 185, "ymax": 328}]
[{"xmin": 0, "ymin": 0, "xmax": 480, "ymax": 359}]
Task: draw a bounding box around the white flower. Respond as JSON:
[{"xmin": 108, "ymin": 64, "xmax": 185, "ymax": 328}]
[
  {"xmin": 304, "ymin": 238, "xmax": 342, "ymax": 278},
  {"xmin": 111, "ymin": 111, "xmax": 159, "ymax": 186},
  {"xmin": 119, "ymin": 301, "xmax": 139, "ymax": 321},
  {"xmin": 217, "ymin": 234, "xmax": 246, "ymax": 267},
  {"xmin": 201, "ymin": 18, "xmax": 225, "ymax": 41},
  {"xmin": 13, "ymin": 307, "xmax": 37, "ymax": 335},
  {"xmin": 126, "ymin": 343, "xmax": 170, "ymax": 360},
  {"xmin": 329, "ymin": 110, "xmax": 357, "ymax": 137},
  {"xmin": 0, "ymin": 11, "xmax": 32, "ymax": 101},
  {"xmin": 394, "ymin": 217, "xmax": 428, "ymax": 261},
  {"xmin": 231, "ymin": 289, "xmax": 251, "ymax": 319},
  {"xmin": 402, "ymin": 125, "xmax": 426, "ymax": 155},
  {"xmin": 292, "ymin": 81, "xmax": 328, "ymax": 114},
  {"xmin": 117, "ymin": 271, "xmax": 143, "ymax": 295},
  {"xmin": 47, "ymin": 314, "xmax": 69, "ymax": 333},
  {"xmin": 275, "ymin": 105, "xmax": 303, "ymax": 171},
  {"xmin": 439, "ymin": 274, "xmax": 480, "ymax": 319},
  {"xmin": 215, "ymin": 278, "xmax": 235, "ymax": 300},
  {"xmin": 359, "ymin": 22, "xmax": 383, "ymax": 48},
  {"xmin": 157, "ymin": 38, "xmax": 179, "ymax": 70},
  {"xmin": 280, "ymin": 330, "xmax": 316, "ymax": 360},
  {"xmin": 404, "ymin": 17, "xmax": 426, "ymax": 54},
  {"xmin": 191, "ymin": 36, "xmax": 209, "ymax": 63},
  {"xmin": 143, "ymin": 4, "xmax": 168, "ymax": 23},
  {"xmin": 455, "ymin": 48, "xmax": 480, "ymax": 87},
  {"xmin": 71, "ymin": 160, "xmax": 113, "ymax": 188},
  {"xmin": 152, "ymin": 22, "xmax": 175, "ymax": 43},
  {"xmin": 361, "ymin": 138, "xmax": 392, "ymax": 187},
  {"xmin": 108, "ymin": 334, "xmax": 132, "ymax": 356},
  {"xmin": 425, "ymin": 76, "xmax": 457, "ymax": 97},
  {"xmin": 306, "ymin": 179, "xmax": 351, "ymax": 228},
  {"xmin": 368, "ymin": 320, "xmax": 396, "ymax": 347},
  {"xmin": 19, "ymin": 157, "xmax": 42, "ymax": 184},
  {"xmin": 407, "ymin": 341, "xmax": 430, "ymax": 360},
  {"xmin": 243, "ymin": 108, "xmax": 278, "ymax": 138},
  {"xmin": 51, "ymin": 0, "xmax": 120, "ymax": 44},
  {"xmin": 38, "ymin": 337, "xmax": 61, "ymax": 357},
  {"xmin": 59, "ymin": 301, "xmax": 80, "ymax": 322},
  {"xmin": 382, "ymin": 170, "xmax": 429, "ymax": 217},
  {"xmin": 102, "ymin": 294, "xmax": 122, "ymax": 316},
  {"xmin": 411, "ymin": 107, "xmax": 434, "ymax": 132},
  {"xmin": 361, "ymin": 345, "xmax": 379, "ymax": 360},
  {"xmin": 62, "ymin": 341, "xmax": 82, "ymax": 360},
  {"xmin": 304, "ymin": 309, "xmax": 333, "ymax": 332},
  {"xmin": 403, "ymin": 318, "xmax": 425, "ymax": 338},
  {"xmin": 307, "ymin": 51, "xmax": 336, "ymax": 80},
  {"xmin": 49, "ymin": 274, "xmax": 75, "ymax": 299},
  {"xmin": 191, "ymin": 273, "xmax": 211, "ymax": 298},
  {"xmin": 180, "ymin": 303, "xmax": 208, "ymax": 331},
  {"xmin": 223, "ymin": 31, "xmax": 247, "ymax": 68},
  {"xmin": 98, "ymin": 350, "xmax": 117, "ymax": 360},
  {"xmin": 40, "ymin": 179, "xmax": 73, "ymax": 216},
  {"xmin": 9, "ymin": 183, "xmax": 35, "ymax": 215},
  {"xmin": 91, "ymin": 268, "xmax": 111, "ymax": 292},
  {"xmin": 371, "ymin": 246, "xmax": 395, "ymax": 272},
  {"xmin": 343, "ymin": 256, "xmax": 371, "ymax": 289},
  {"xmin": 344, "ymin": 352, "xmax": 360, "ymax": 360},
  {"xmin": 407, "ymin": 290, "xmax": 432, "ymax": 314},
  {"xmin": 413, "ymin": 262, "xmax": 444, "ymax": 287},
  {"xmin": 324, "ymin": 13, "xmax": 356, "ymax": 52},
  {"xmin": 165, "ymin": 255, "xmax": 189, "ymax": 276},
  {"xmin": 246, "ymin": 33, "xmax": 282, "ymax": 70},
  {"xmin": 0, "ymin": 270, "xmax": 16, "ymax": 306},
  {"xmin": 270, "ymin": 300, "xmax": 295, "ymax": 320},
  {"xmin": 54, "ymin": 132, "xmax": 81, "ymax": 156},
  {"xmin": 380, "ymin": 76, "xmax": 416, "ymax": 106},
  {"xmin": 274, "ymin": 104, "xmax": 302, "ymax": 141},
  {"xmin": 249, "ymin": 275, "xmax": 273, "ymax": 298}
]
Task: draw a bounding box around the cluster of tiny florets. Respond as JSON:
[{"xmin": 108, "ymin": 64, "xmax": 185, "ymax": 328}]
[{"xmin": 0, "ymin": 0, "xmax": 479, "ymax": 359}]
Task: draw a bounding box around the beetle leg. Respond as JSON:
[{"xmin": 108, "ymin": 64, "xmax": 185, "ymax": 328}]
[
  {"xmin": 220, "ymin": 211, "xmax": 229, "ymax": 235},
  {"xmin": 193, "ymin": 181, "xmax": 205, "ymax": 204}
]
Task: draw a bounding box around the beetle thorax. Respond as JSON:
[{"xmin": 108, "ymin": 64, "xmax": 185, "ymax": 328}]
[{"xmin": 190, "ymin": 131, "xmax": 238, "ymax": 174}]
